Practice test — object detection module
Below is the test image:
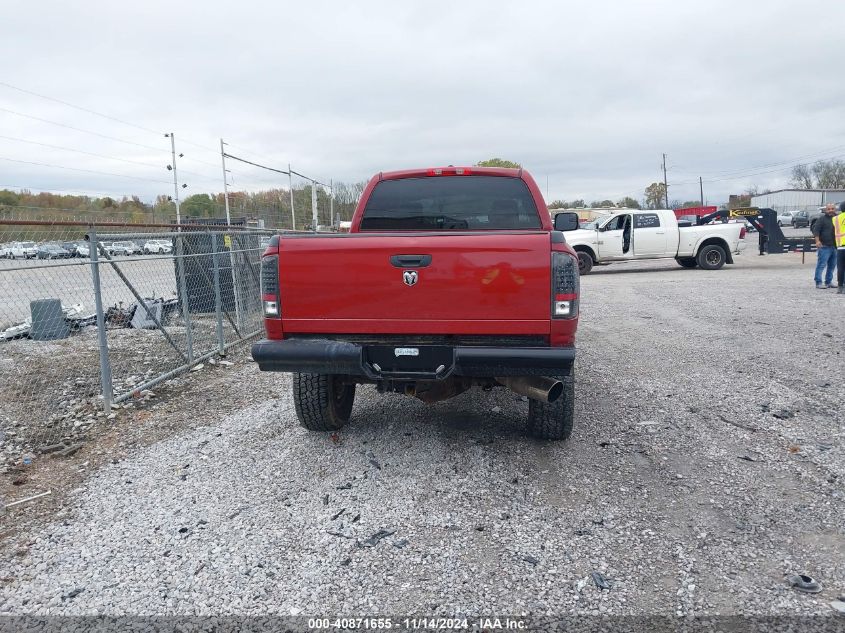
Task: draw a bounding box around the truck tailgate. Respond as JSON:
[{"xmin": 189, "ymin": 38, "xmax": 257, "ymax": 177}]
[{"xmin": 277, "ymin": 232, "xmax": 551, "ymax": 335}]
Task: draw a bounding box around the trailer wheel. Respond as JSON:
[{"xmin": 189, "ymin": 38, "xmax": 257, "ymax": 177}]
[
  {"xmin": 576, "ymin": 251, "xmax": 594, "ymax": 275},
  {"xmin": 527, "ymin": 373, "xmax": 574, "ymax": 441},
  {"xmin": 697, "ymin": 244, "xmax": 727, "ymax": 270},
  {"xmin": 293, "ymin": 373, "xmax": 355, "ymax": 432}
]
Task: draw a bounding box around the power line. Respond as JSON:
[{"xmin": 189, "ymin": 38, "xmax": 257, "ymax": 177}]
[
  {"xmin": 0, "ymin": 106, "xmax": 167, "ymax": 153},
  {"xmin": 0, "ymin": 156, "xmax": 173, "ymax": 185},
  {"xmin": 0, "ymin": 134, "xmax": 166, "ymax": 170},
  {"xmin": 178, "ymin": 137, "xmax": 219, "ymax": 153},
  {"xmin": 181, "ymin": 154, "xmax": 224, "ymax": 169},
  {"xmin": 0, "ymin": 134, "xmax": 221, "ymax": 183},
  {"xmin": 223, "ymin": 152, "xmax": 290, "ymax": 176},
  {"xmin": 290, "ymin": 169, "xmax": 328, "ymax": 188},
  {"xmin": 224, "ymin": 142, "xmax": 285, "ymax": 165},
  {"xmin": 0, "ymin": 80, "xmax": 162, "ymax": 135},
  {"xmin": 671, "ymin": 145, "xmax": 845, "ymax": 185}
]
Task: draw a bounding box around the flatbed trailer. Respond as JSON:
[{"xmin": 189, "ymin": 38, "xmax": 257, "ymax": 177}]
[{"xmin": 697, "ymin": 207, "xmax": 816, "ymax": 257}]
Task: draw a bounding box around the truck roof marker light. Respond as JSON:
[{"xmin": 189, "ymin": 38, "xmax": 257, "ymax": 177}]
[{"xmin": 427, "ymin": 167, "xmax": 472, "ymax": 176}]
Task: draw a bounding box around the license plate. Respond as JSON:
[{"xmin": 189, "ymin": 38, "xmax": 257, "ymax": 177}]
[{"xmin": 394, "ymin": 347, "xmax": 419, "ymax": 357}]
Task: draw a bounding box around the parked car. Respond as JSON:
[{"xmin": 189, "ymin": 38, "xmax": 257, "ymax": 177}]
[
  {"xmin": 776, "ymin": 211, "xmax": 794, "ymax": 227},
  {"xmin": 809, "ymin": 208, "xmax": 826, "ymax": 233},
  {"xmin": 0, "ymin": 243, "xmax": 13, "ymax": 258},
  {"xmin": 143, "ymin": 239, "xmax": 173, "ymax": 254},
  {"xmin": 10, "ymin": 241, "xmax": 37, "ymax": 259},
  {"xmin": 61, "ymin": 242, "xmax": 82, "ymax": 257},
  {"xmin": 791, "ymin": 211, "xmax": 810, "ymax": 228},
  {"xmin": 252, "ymin": 165, "xmax": 580, "ymax": 441},
  {"xmin": 36, "ymin": 243, "xmax": 72, "ymax": 259},
  {"xmin": 76, "ymin": 242, "xmax": 90, "ymax": 258},
  {"xmin": 109, "ymin": 240, "xmax": 141, "ymax": 256}
]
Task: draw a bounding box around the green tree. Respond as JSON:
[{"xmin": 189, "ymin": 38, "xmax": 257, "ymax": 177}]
[
  {"xmin": 644, "ymin": 183, "xmax": 667, "ymax": 209},
  {"xmin": 590, "ymin": 199, "xmax": 615, "ymax": 208},
  {"xmin": 617, "ymin": 196, "xmax": 641, "ymax": 209},
  {"xmin": 475, "ymin": 158, "xmax": 521, "ymax": 168},
  {"xmin": 181, "ymin": 193, "xmax": 217, "ymax": 217},
  {"xmin": 0, "ymin": 190, "xmax": 19, "ymax": 206}
]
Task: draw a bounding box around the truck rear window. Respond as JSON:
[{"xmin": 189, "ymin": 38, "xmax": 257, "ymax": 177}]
[{"xmin": 360, "ymin": 176, "xmax": 541, "ymax": 230}]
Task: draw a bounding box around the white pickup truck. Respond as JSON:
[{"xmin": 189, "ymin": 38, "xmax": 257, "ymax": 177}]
[{"xmin": 562, "ymin": 209, "xmax": 746, "ymax": 274}]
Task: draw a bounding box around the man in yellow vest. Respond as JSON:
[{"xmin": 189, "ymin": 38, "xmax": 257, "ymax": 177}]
[{"xmin": 836, "ymin": 201, "xmax": 845, "ymax": 294}]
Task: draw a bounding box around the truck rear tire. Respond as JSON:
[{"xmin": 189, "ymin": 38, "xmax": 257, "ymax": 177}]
[
  {"xmin": 527, "ymin": 373, "xmax": 574, "ymax": 441},
  {"xmin": 696, "ymin": 244, "xmax": 727, "ymax": 270},
  {"xmin": 293, "ymin": 373, "xmax": 355, "ymax": 432},
  {"xmin": 676, "ymin": 257, "xmax": 698, "ymax": 268},
  {"xmin": 576, "ymin": 251, "xmax": 594, "ymax": 275}
]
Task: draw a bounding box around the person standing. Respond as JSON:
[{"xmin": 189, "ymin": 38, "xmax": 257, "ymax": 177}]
[
  {"xmin": 835, "ymin": 201, "xmax": 845, "ymax": 294},
  {"xmin": 812, "ymin": 203, "xmax": 837, "ymax": 289}
]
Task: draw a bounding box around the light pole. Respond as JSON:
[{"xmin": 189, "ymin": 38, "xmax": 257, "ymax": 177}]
[
  {"xmin": 166, "ymin": 132, "xmax": 181, "ymax": 225},
  {"xmin": 288, "ymin": 163, "xmax": 296, "ymax": 230},
  {"xmin": 220, "ymin": 138, "xmax": 232, "ymax": 225}
]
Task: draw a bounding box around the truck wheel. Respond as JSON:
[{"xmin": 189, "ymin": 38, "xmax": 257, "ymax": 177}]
[
  {"xmin": 697, "ymin": 244, "xmax": 726, "ymax": 270},
  {"xmin": 676, "ymin": 257, "xmax": 698, "ymax": 269},
  {"xmin": 293, "ymin": 373, "xmax": 355, "ymax": 432},
  {"xmin": 576, "ymin": 251, "xmax": 594, "ymax": 275},
  {"xmin": 527, "ymin": 373, "xmax": 574, "ymax": 441}
]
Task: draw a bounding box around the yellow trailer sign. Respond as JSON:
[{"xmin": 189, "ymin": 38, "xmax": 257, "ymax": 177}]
[{"xmin": 729, "ymin": 207, "xmax": 759, "ymax": 218}]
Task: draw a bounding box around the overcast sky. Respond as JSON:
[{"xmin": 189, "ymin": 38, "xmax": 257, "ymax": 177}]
[{"xmin": 2, "ymin": 0, "xmax": 844, "ymax": 207}]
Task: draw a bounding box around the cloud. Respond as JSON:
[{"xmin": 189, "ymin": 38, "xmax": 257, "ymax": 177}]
[{"xmin": 2, "ymin": 0, "xmax": 844, "ymax": 206}]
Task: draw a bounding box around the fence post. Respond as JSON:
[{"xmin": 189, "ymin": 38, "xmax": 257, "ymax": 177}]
[
  {"xmin": 211, "ymin": 232, "xmax": 225, "ymax": 355},
  {"xmin": 88, "ymin": 226, "xmax": 113, "ymax": 411},
  {"xmin": 175, "ymin": 233, "xmax": 194, "ymax": 363}
]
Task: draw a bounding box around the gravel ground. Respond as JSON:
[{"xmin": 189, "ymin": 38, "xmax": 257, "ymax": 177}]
[{"xmin": 1, "ymin": 253, "xmax": 843, "ymax": 617}]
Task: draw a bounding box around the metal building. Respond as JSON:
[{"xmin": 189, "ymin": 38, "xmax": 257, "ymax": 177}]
[{"xmin": 750, "ymin": 189, "xmax": 845, "ymax": 213}]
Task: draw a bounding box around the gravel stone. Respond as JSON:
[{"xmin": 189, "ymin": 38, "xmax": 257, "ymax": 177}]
[{"xmin": 1, "ymin": 256, "xmax": 843, "ymax": 616}]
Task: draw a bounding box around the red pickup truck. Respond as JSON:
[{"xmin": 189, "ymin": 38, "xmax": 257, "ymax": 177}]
[{"xmin": 252, "ymin": 166, "xmax": 581, "ymax": 440}]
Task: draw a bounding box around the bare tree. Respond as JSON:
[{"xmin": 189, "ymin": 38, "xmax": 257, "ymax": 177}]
[
  {"xmin": 791, "ymin": 164, "xmax": 814, "ymax": 189},
  {"xmin": 811, "ymin": 159, "xmax": 845, "ymax": 189}
]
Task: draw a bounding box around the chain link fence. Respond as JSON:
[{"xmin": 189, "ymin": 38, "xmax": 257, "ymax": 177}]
[{"xmin": 0, "ymin": 221, "xmax": 271, "ymax": 462}]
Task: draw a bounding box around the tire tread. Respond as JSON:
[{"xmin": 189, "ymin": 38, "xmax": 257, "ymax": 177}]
[{"xmin": 527, "ymin": 373, "xmax": 574, "ymax": 441}]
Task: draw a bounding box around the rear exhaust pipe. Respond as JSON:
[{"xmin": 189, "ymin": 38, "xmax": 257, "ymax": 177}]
[{"xmin": 495, "ymin": 376, "xmax": 563, "ymax": 404}]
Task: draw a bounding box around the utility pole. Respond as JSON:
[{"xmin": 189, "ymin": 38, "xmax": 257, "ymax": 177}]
[
  {"xmin": 220, "ymin": 138, "xmax": 232, "ymax": 225},
  {"xmin": 167, "ymin": 132, "xmax": 181, "ymax": 225},
  {"xmin": 662, "ymin": 153, "xmax": 669, "ymax": 209},
  {"xmin": 288, "ymin": 163, "xmax": 295, "ymax": 230},
  {"xmin": 311, "ymin": 181, "xmax": 318, "ymax": 231},
  {"xmin": 699, "ymin": 176, "xmax": 704, "ymax": 207},
  {"xmin": 329, "ymin": 178, "xmax": 334, "ymax": 228}
]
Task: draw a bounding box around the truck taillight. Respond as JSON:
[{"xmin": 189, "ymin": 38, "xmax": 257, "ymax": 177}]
[
  {"xmin": 739, "ymin": 226, "xmax": 747, "ymax": 239},
  {"xmin": 552, "ymin": 252, "xmax": 579, "ymax": 319},
  {"xmin": 261, "ymin": 254, "xmax": 280, "ymax": 317}
]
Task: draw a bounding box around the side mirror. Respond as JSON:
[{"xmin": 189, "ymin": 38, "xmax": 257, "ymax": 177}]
[{"xmin": 553, "ymin": 211, "xmax": 579, "ymax": 232}]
